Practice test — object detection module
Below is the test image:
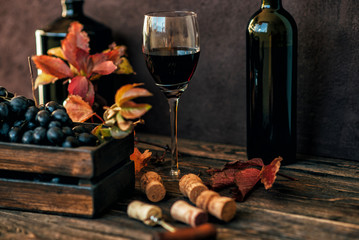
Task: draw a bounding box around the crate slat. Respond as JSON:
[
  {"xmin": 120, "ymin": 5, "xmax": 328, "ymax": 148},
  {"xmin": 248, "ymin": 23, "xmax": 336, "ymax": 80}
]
[{"xmin": 0, "ymin": 134, "xmax": 133, "ymax": 178}]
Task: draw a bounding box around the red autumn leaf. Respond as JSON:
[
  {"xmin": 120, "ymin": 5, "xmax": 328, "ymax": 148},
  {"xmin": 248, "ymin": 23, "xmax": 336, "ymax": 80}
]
[
  {"xmin": 208, "ymin": 157, "xmax": 283, "ymax": 201},
  {"xmin": 61, "ymin": 21, "xmax": 90, "ymax": 70},
  {"xmin": 75, "ymin": 51, "xmax": 117, "ymax": 78},
  {"xmin": 31, "ymin": 55, "xmax": 73, "ymax": 79},
  {"xmin": 259, "ymin": 156, "xmax": 283, "ymax": 190},
  {"xmin": 103, "ymin": 44, "xmax": 127, "ymax": 65},
  {"xmin": 68, "ymin": 76, "xmax": 95, "ymax": 106},
  {"xmin": 61, "ymin": 22, "xmax": 117, "ymax": 78},
  {"xmin": 63, "ymin": 95, "xmax": 94, "ymax": 122},
  {"xmin": 234, "ymin": 168, "xmax": 261, "ymax": 201},
  {"xmin": 130, "ymin": 147, "xmax": 152, "ymax": 174},
  {"xmin": 92, "ymin": 59, "xmax": 117, "ymax": 75},
  {"xmin": 75, "ymin": 48, "xmax": 92, "ymax": 75}
]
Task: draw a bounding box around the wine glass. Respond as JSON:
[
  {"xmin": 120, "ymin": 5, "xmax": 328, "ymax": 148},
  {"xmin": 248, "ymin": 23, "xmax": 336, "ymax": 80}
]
[{"xmin": 142, "ymin": 11, "xmax": 200, "ymax": 178}]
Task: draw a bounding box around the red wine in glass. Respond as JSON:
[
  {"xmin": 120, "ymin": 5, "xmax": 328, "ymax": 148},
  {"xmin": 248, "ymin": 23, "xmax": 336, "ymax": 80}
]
[{"xmin": 144, "ymin": 47, "xmax": 200, "ymax": 98}]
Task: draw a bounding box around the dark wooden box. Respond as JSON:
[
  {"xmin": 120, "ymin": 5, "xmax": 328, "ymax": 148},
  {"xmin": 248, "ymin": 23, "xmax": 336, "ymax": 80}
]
[{"xmin": 0, "ymin": 133, "xmax": 134, "ymax": 218}]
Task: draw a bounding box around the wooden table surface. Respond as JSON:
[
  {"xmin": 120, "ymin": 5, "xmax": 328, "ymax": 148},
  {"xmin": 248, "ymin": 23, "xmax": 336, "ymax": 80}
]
[{"xmin": 0, "ymin": 133, "xmax": 358, "ymax": 240}]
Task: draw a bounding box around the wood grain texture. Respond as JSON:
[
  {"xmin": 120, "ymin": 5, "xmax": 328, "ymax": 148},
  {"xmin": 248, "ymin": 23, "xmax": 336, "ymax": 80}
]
[
  {"xmin": 0, "ymin": 133, "xmax": 133, "ymax": 178},
  {"xmin": 0, "ymin": 134, "xmax": 358, "ymax": 239},
  {"xmin": 0, "ymin": 161, "xmax": 135, "ymax": 217}
]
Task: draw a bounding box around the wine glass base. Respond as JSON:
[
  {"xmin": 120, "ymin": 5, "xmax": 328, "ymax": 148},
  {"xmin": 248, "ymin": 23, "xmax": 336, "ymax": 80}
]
[{"xmin": 153, "ymin": 165, "xmax": 200, "ymax": 182}]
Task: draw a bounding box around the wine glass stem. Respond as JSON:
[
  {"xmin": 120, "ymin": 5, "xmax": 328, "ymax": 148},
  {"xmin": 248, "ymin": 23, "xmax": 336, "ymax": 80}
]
[{"xmin": 168, "ymin": 97, "xmax": 180, "ymax": 176}]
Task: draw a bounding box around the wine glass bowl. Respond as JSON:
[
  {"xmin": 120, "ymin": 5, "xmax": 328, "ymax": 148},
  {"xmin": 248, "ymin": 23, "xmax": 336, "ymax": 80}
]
[{"xmin": 142, "ymin": 11, "xmax": 200, "ymax": 178}]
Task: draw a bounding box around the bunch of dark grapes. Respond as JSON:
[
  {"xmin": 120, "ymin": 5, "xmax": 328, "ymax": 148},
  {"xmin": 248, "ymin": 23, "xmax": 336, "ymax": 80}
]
[{"xmin": 0, "ymin": 87, "xmax": 98, "ymax": 148}]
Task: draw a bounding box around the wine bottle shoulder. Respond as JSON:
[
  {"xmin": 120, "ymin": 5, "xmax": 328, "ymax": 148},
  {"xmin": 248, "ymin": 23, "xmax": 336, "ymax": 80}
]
[
  {"xmin": 247, "ymin": 9, "xmax": 296, "ymax": 33},
  {"xmin": 38, "ymin": 15, "xmax": 111, "ymax": 35}
]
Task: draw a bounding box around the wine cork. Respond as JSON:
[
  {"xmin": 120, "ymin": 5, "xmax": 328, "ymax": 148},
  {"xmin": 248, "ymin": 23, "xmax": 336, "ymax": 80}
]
[
  {"xmin": 208, "ymin": 195, "xmax": 236, "ymax": 222},
  {"xmin": 140, "ymin": 171, "xmax": 166, "ymax": 202},
  {"xmin": 170, "ymin": 200, "xmax": 208, "ymax": 227},
  {"xmin": 196, "ymin": 190, "xmax": 237, "ymax": 222},
  {"xmin": 127, "ymin": 200, "xmax": 162, "ymax": 226},
  {"xmin": 179, "ymin": 174, "xmax": 208, "ymax": 204},
  {"xmin": 195, "ymin": 190, "xmax": 220, "ymax": 211}
]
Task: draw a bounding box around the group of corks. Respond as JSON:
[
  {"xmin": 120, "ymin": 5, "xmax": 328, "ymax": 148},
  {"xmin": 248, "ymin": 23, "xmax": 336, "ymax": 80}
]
[{"xmin": 140, "ymin": 171, "xmax": 236, "ymax": 227}]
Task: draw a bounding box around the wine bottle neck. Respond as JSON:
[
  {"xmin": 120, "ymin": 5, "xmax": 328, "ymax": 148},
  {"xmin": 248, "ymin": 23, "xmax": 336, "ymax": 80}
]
[
  {"xmin": 261, "ymin": 0, "xmax": 282, "ymax": 10},
  {"xmin": 61, "ymin": 0, "xmax": 84, "ymax": 17}
]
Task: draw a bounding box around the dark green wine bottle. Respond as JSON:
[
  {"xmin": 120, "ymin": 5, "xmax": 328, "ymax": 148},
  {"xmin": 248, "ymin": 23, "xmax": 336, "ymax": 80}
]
[
  {"xmin": 246, "ymin": 0, "xmax": 297, "ymax": 164},
  {"xmin": 35, "ymin": 0, "xmax": 112, "ymax": 105}
]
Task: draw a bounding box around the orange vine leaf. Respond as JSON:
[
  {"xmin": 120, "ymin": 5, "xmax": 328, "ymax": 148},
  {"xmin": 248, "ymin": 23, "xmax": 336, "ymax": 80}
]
[
  {"xmin": 63, "ymin": 95, "xmax": 94, "ymax": 122},
  {"xmin": 130, "ymin": 147, "xmax": 152, "ymax": 174}
]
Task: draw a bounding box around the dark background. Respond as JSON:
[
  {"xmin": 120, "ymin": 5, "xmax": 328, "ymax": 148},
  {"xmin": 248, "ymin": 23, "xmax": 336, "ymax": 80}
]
[{"xmin": 0, "ymin": 0, "xmax": 358, "ymax": 161}]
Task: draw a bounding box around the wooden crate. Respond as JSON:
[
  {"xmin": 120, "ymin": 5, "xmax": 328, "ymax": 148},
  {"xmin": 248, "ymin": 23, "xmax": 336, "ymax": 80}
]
[{"xmin": 0, "ymin": 133, "xmax": 135, "ymax": 218}]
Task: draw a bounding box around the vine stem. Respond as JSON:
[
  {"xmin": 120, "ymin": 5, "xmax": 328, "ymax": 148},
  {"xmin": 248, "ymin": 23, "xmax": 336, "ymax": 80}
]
[
  {"xmin": 27, "ymin": 57, "xmax": 38, "ymax": 106},
  {"xmin": 134, "ymin": 138, "xmax": 171, "ymax": 152},
  {"xmin": 278, "ymin": 172, "xmax": 298, "ymax": 181}
]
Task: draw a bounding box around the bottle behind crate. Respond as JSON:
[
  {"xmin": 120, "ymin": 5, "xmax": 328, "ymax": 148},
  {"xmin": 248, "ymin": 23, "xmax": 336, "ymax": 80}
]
[
  {"xmin": 35, "ymin": 0, "xmax": 112, "ymax": 105},
  {"xmin": 246, "ymin": 0, "xmax": 297, "ymax": 164}
]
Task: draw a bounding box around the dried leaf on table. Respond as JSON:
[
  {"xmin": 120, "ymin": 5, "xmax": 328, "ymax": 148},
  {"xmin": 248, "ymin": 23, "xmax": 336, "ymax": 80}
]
[
  {"xmin": 209, "ymin": 168, "xmax": 238, "ymax": 189},
  {"xmin": 234, "ymin": 168, "xmax": 261, "ymax": 201},
  {"xmin": 259, "ymin": 157, "xmax": 283, "ymax": 189},
  {"xmin": 130, "ymin": 147, "xmax": 152, "ymax": 174},
  {"xmin": 207, "ymin": 157, "xmax": 283, "ymax": 201}
]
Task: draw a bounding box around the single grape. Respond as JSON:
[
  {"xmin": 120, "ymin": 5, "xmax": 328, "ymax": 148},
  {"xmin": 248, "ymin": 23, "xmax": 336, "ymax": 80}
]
[
  {"xmin": 0, "ymin": 102, "xmax": 9, "ymax": 120},
  {"xmin": 22, "ymin": 130, "xmax": 34, "ymax": 144},
  {"xmin": 62, "ymin": 126, "xmax": 73, "ymax": 136},
  {"xmin": 62, "ymin": 136, "xmax": 79, "ymax": 148},
  {"xmin": 9, "ymin": 127, "xmax": 22, "ymax": 143},
  {"xmin": 47, "ymin": 127, "xmax": 64, "ymax": 145},
  {"xmin": 33, "ymin": 126, "xmax": 47, "ymax": 144},
  {"xmin": 35, "ymin": 110, "xmax": 51, "ymax": 127},
  {"xmin": 25, "ymin": 106, "xmax": 39, "ymax": 122},
  {"xmin": 10, "ymin": 96, "xmax": 28, "ymax": 117},
  {"xmin": 51, "ymin": 109, "xmax": 69, "ymax": 124},
  {"xmin": 72, "ymin": 125, "xmax": 88, "ymax": 134},
  {"xmin": 48, "ymin": 121, "xmax": 62, "ymax": 128},
  {"xmin": 0, "ymin": 122, "xmax": 10, "ymax": 139},
  {"xmin": 77, "ymin": 132, "xmax": 97, "ymax": 146},
  {"xmin": 45, "ymin": 101, "xmax": 61, "ymax": 113}
]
